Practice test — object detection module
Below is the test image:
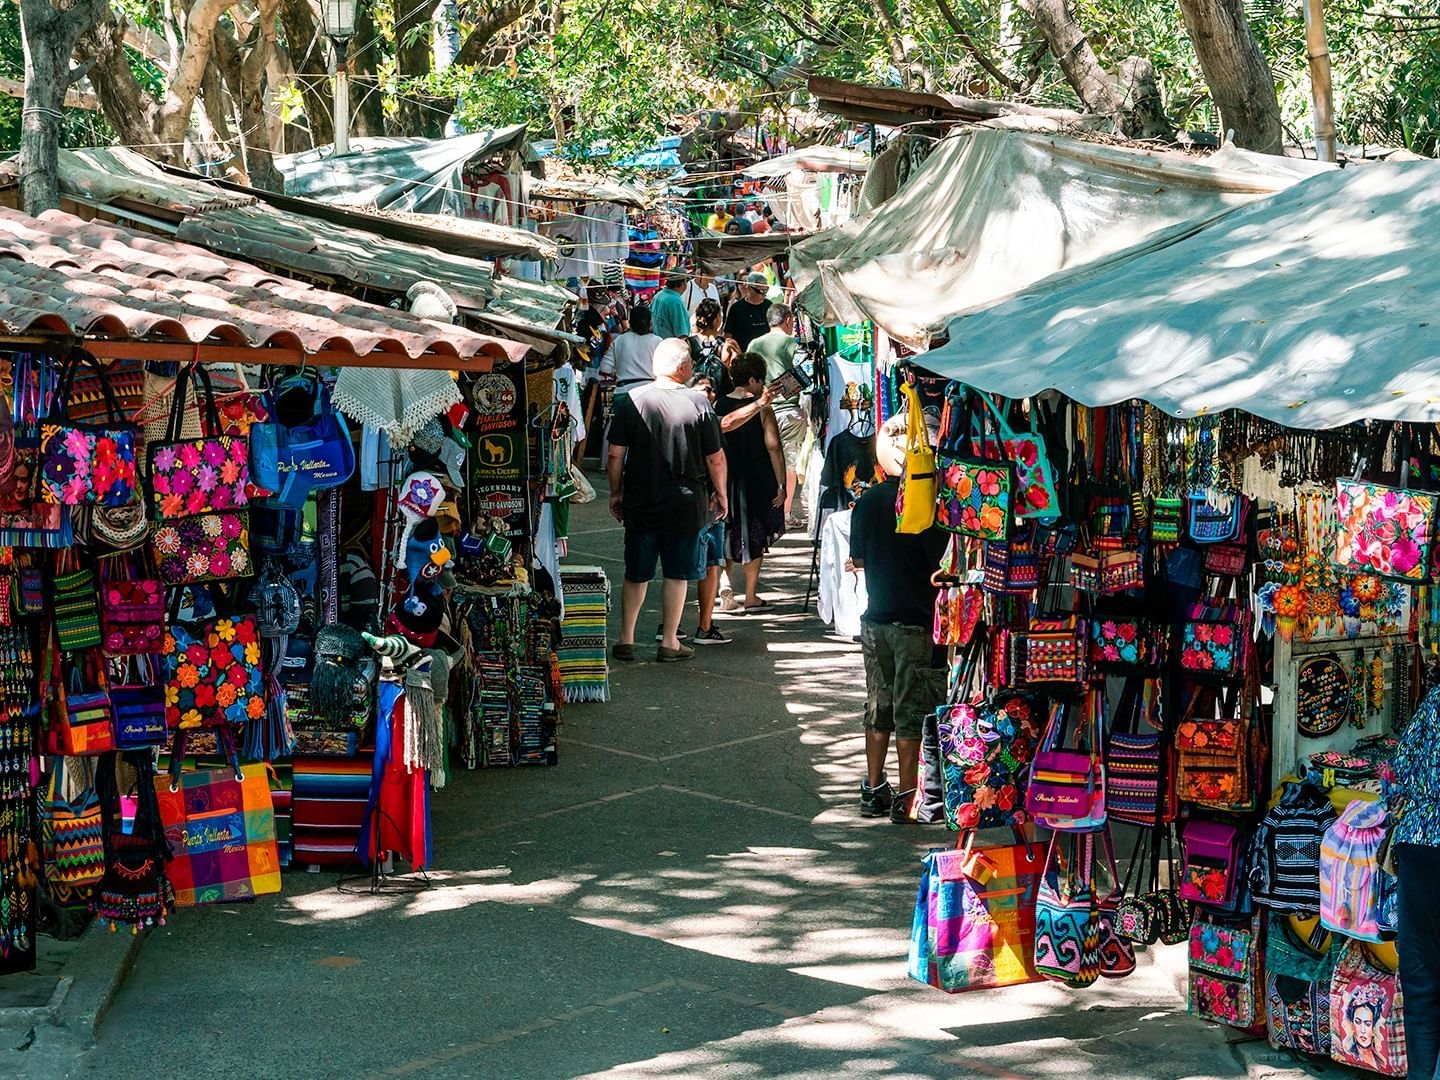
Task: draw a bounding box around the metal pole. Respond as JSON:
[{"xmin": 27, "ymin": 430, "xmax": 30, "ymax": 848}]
[
  {"xmin": 333, "ymin": 41, "xmax": 351, "ymax": 156},
  {"xmin": 1302, "ymin": 0, "xmax": 1337, "ymax": 162}
]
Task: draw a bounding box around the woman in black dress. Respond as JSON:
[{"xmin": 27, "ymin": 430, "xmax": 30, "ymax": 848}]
[{"xmin": 715, "ymin": 352, "xmax": 786, "ymax": 611}]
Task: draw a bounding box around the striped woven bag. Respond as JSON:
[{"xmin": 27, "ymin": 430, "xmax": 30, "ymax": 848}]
[{"xmin": 41, "ymin": 760, "xmax": 105, "ymax": 903}]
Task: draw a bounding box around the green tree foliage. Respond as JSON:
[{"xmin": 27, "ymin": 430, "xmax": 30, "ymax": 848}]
[{"xmin": 1, "ymin": 2, "xmax": 116, "ymax": 154}]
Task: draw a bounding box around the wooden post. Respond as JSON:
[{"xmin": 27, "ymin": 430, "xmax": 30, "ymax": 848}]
[{"xmin": 1303, "ymin": 0, "xmax": 1337, "ymax": 162}]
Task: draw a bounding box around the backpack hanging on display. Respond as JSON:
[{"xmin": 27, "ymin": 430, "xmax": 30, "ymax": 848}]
[
  {"xmin": 1319, "ymin": 798, "xmax": 1393, "ymax": 942},
  {"xmin": 894, "ymin": 381, "xmax": 937, "ymax": 534},
  {"xmin": 248, "ymin": 372, "xmax": 355, "ymax": 509},
  {"xmin": 1025, "ymin": 692, "xmax": 1106, "ymax": 832},
  {"xmin": 1248, "ymin": 781, "xmax": 1337, "ymax": 915},
  {"xmin": 1329, "ymin": 939, "xmax": 1407, "ymax": 1076},
  {"xmin": 1265, "ymin": 913, "xmax": 1337, "ymax": 1056}
]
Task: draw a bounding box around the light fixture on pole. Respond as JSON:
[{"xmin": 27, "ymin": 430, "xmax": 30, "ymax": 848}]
[{"xmin": 323, "ymin": 0, "xmax": 357, "ymax": 156}]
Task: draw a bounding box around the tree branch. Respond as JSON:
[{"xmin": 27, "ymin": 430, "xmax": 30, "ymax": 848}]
[
  {"xmin": 929, "ymin": 0, "xmax": 1025, "ymax": 94},
  {"xmin": 453, "ymin": 0, "xmax": 532, "ymax": 67}
]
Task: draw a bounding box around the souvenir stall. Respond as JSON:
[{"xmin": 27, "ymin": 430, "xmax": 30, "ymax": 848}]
[
  {"xmin": 0, "ymin": 206, "xmax": 576, "ymax": 970},
  {"xmin": 895, "ymin": 378, "xmax": 1434, "ymax": 1077}
]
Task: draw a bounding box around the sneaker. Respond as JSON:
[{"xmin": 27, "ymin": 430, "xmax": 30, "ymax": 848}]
[
  {"xmin": 654, "ymin": 625, "xmax": 691, "ymax": 642},
  {"xmin": 692, "ymin": 626, "xmax": 731, "ymax": 645},
  {"xmin": 859, "ymin": 779, "xmax": 894, "ymax": 818},
  {"xmin": 890, "ymin": 789, "xmax": 920, "ymax": 824}
]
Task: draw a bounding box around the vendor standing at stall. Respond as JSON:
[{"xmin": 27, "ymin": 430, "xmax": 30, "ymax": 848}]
[{"xmin": 848, "ymin": 412, "xmax": 947, "ymax": 823}]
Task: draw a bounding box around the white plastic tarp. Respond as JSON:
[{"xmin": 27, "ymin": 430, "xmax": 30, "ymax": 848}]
[
  {"xmin": 743, "ymin": 146, "xmax": 871, "ymax": 178},
  {"xmin": 789, "ymin": 126, "xmax": 1332, "ymax": 347},
  {"xmin": 925, "ymin": 159, "xmax": 1440, "ymax": 429}
]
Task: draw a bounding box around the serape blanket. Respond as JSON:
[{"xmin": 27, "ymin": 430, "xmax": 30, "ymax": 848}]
[{"xmin": 558, "ymin": 565, "xmax": 610, "ymax": 703}]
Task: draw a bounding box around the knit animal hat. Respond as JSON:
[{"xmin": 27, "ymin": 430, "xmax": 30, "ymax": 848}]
[{"xmin": 309, "ymin": 623, "xmax": 367, "ymax": 724}]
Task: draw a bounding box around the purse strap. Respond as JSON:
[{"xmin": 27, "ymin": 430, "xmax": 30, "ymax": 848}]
[
  {"xmin": 166, "ymin": 364, "xmax": 222, "ymax": 444},
  {"xmin": 168, "ymin": 728, "xmax": 243, "ymax": 790},
  {"xmin": 54, "ymin": 351, "xmax": 125, "ymax": 426}
]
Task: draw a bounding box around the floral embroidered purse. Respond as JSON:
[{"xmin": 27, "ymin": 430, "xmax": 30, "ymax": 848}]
[
  {"xmin": 1189, "ymin": 910, "xmax": 1264, "ymax": 1031},
  {"xmin": 1333, "ymin": 479, "xmax": 1438, "ymax": 583},
  {"xmin": 934, "ymin": 383, "xmax": 1016, "ymax": 541},
  {"xmin": 162, "ymin": 614, "xmax": 264, "ymax": 730},
  {"xmin": 39, "ymin": 353, "xmax": 139, "ymax": 507},
  {"xmin": 1179, "ymin": 599, "xmax": 1250, "ymax": 682},
  {"xmin": 146, "ymin": 366, "xmax": 250, "ymax": 520}
]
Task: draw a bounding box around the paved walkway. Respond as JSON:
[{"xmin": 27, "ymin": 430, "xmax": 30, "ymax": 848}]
[{"xmin": 71, "ymin": 483, "xmax": 1327, "ymax": 1079}]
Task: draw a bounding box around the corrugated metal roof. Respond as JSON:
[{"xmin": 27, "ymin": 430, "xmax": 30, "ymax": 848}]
[{"xmin": 0, "ymin": 207, "xmax": 529, "ymax": 362}]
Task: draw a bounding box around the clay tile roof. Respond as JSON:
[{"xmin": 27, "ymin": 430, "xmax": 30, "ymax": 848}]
[{"xmin": 0, "ymin": 206, "xmax": 530, "ymax": 363}]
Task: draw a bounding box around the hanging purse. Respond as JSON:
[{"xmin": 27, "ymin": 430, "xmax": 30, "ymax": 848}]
[
  {"xmin": 1175, "ymin": 687, "xmax": 1254, "ymax": 812},
  {"xmin": 248, "ymin": 372, "xmax": 355, "ymax": 508},
  {"xmin": 163, "ymin": 610, "xmax": 264, "ymax": 731},
  {"xmin": 1034, "ymin": 829, "xmax": 1132, "ymax": 987},
  {"xmin": 1203, "ymin": 542, "xmax": 1248, "ymax": 578},
  {"xmin": 1178, "ymin": 598, "xmax": 1250, "ymax": 682},
  {"xmin": 1104, "ymin": 678, "xmax": 1165, "ymax": 828},
  {"xmin": 1266, "ymin": 913, "xmax": 1337, "ymax": 1055},
  {"xmin": 109, "ymin": 653, "xmax": 168, "ymax": 749},
  {"xmin": 970, "ymin": 392, "xmax": 1060, "ymax": 521},
  {"xmin": 935, "ymin": 384, "xmax": 1016, "ymax": 541},
  {"xmin": 1329, "ymin": 939, "xmax": 1407, "ymax": 1076},
  {"xmin": 40, "ymin": 352, "xmax": 140, "ymax": 507},
  {"xmin": 155, "ymin": 731, "xmax": 282, "ymax": 906},
  {"xmin": 1025, "ymin": 692, "xmax": 1106, "ymax": 832},
  {"xmin": 45, "ymin": 640, "xmax": 117, "ymax": 756},
  {"xmin": 894, "ymin": 380, "xmax": 937, "ymax": 534},
  {"xmin": 1180, "ymin": 817, "xmax": 1245, "ymax": 912},
  {"xmin": 1186, "ymin": 493, "xmax": 1250, "ymax": 544},
  {"xmin": 39, "ymin": 759, "xmax": 105, "ymax": 905},
  {"xmin": 982, "ymin": 522, "xmax": 1042, "ymax": 594},
  {"xmin": 0, "ymin": 354, "xmax": 73, "ymax": 549},
  {"xmin": 94, "ymin": 750, "xmax": 175, "ymax": 933},
  {"xmin": 53, "ymin": 548, "xmax": 102, "ymax": 652},
  {"xmin": 1189, "ymin": 910, "xmax": 1265, "ymax": 1031},
  {"xmin": 99, "ymin": 555, "xmax": 164, "ymax": 656},
  {"xmin": 1023, "ymin": 615, "xmax": 1088, "ymax": 687},
  {"xmin": 1089, "ymin": 616, "xmax": 1161, "ymax": 674},
  {"xmin": 1151, "ymin": 495, "xmax": 1183, "ymax": 544},
  {"xmin": 1333, "ymin": 427, "xmax": 1437, "ymax": 583}
]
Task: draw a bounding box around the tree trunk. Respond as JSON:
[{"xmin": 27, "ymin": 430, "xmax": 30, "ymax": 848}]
[
  {"xmin": 350, "ymin": 0, "xmax": 384, "ymax": 137},
  {"xmin": 278, "ymin": 0, "xmax": 332, "ymax": 146},
  {"xmin": 74, "ymin": 9, "xmax": 159, "ymax": 150},
  {"xmin": 394, "ymin": 0, "xmax": 444, "ymax": 136},
  {"xmin": 1178, "ymin": 0, "xmax": 1283, "ymax": 154},
  {"xmin": 214, "ymin": 0, "xmax": 282, "ymax": 191},
  {"xmin": 18, "ymin": 0, "xmax": 107, "ymax": 214},
  {"xmin": 155, "ymin": 0, "xmax": 235, "ymax": 162},
  {"xmin": 1116, "ymin": 56, "xmax": 1173, "ymax": 140}
]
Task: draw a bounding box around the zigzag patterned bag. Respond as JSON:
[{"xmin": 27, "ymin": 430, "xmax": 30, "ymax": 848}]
[{"xmin": 40, "ymin": 760, "xmax": 105, "ymax": 904}]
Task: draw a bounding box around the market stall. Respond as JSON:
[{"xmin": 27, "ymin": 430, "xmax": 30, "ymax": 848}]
[
  {"xmin": 875, "ymin": 158, "xmax": 1440, "ymax": 1077},
  {"xmin": 0, "ymin": 205, "xmax": 587, "ymax": 969}
]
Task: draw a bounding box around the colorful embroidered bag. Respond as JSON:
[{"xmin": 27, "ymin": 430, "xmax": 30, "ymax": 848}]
[
  {"xmin": 1150, "ymin": 495, "xmax": 1183, "ymax": 544},
  {"xmin": 1319, "ymin": 798, "xmax": 1392, "ymax": 942},
  {"xmin": 1248, "ymin": 781, "xmax": 1336, "ymax": 916},
  {"xmin": 1089, "ymin": 617, "xmax": 1160, "ymax": 674},
  {"xmin": 99, "ymin": 556, "xmax": 164, "ymax": 656},
  {"xmin": 970, "ymin": 392, "xmax": 1060, "ymax": 521},
  {"xmin": 894, "ymin": 381, "xmax": 936, "ymax": 535},
  {"xmin": 1188, "ymin": 911, "xmax": 1264, "ymax": 1031},
  {"xmin": 1175, "ymin": 693, "xmax": 1252, "ymax": 811},
  {"xmin": 1181, "ymin": 817, "xmax": 1244, "ymax": 911},
  {"xmin": 908, "ymin": 834, "xmax": 1045, "ymax": 993},
  {"xmin": 934, "ymin": 384, "xmax": 1015, "ymax": 541},
  {"xmin": 146, "ymin": 365, "xmax": 251, "ymax": 519},
  {"xmin": 1333, "ymin": 478, "xmax": 1438, "ymax": 583},
  {"xmin": 95, "ymin": 749, "xmax": 174, "ymax": 933},
  {"xmin": 162, "ymin": 614, "xmax": 264, "ymax": 730},
  {"xmin": 1034, "ymin": 830, "xmax": 1131, "ymax": 987},
  {"xmin": 40, "ymin": 759, "xmax": 105, "ymax": 904},
  {"xmin": 1023, "ymin": 615, "xmax": 1088, "ymax": 687},
  {"xmin": 151, "ymin": 512, "xmax": 253, "ymax": 586},
  {"xmin": 1329, "ymin": 939, "xmax": 1406, "ymax": 1076},
  {"xmin": 54, "ymin": 552, "xmax": 102, "ymax": 652},
  {"xmin": 1203, "ymin": 542, "xmax": 1248, "ymax": 578},
  {"xmin": 39, "ymin": 353, "xmax": 139, "ymax": 507},
  {"xmin": 936, "ymin": 654, "xmax": 1040, "ymax": 831},
  {"xmin": 1178, "ymin": 599, "xmax": 1249, "ymax": 682},
  {"xmin": 1187, "ymin": 493, "xmax": 1250, "ymax": 544},
  {"xmin": 44, "ymin": 642, "xmax": 116, "ymax": 756},
  {"xmin": 109, "ymin": 653, "xmax": 168, "ymax": 749},
  {"xmin": 1266, "ymin": 914, "xmax": 1336, "ymax": 1055},
  {"xmin": 982, "ymin": 522, "xmax": 1042, "ymax": 594},
  {"xmin": 1104, "ymin": 680, "xmax": 1165, "ymax": 828},
  {"xmin": 1025, "ymin": 693, "xmax": 1105, "ymax": 832},
  {"xmin": 155, "ymin": 732, "xmax": 281, "ymax": 906}
]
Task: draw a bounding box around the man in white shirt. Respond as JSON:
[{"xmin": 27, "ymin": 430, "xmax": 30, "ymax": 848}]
[
  {"xmin": 682, "ymin": 271, "xmax": 720, "ymax": 317},
  {"xmin": 601, "ymin": 306, "xmax": 662, "ymax": 396}
]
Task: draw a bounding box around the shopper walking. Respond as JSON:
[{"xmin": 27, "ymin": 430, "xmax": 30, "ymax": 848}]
[
  {"xmin": 682, "ymin": 270, "xmax": 720, "ymax": 318},
  {"xmin": 748, "ymin": 304, "xmax": 807, "ymax": 529},
  {"xmin": 688, "ymin": 299, "xmax": 731, "ymax": 395},
  {"xmin": 603, "ymin": 306, "xmax": 661, "ymax": 399},
  {"xmin": 607, "ymin": 339, "xmax": 727, "ymax": 662},
  {"xmin": 848, "ymin": 411, "xmax": 947, "ymax": 822},
  {"xmin": 1394, "ymin": 681, "xmax": 1440, "ymax": 1080},
  {"xmin": 723, "ymin": 272, "xmax": 772, "ymax": 351},
  {"xmin": 715, "ymin": 352, "xmax": 785, "ymax": 613},
  {"xmin": 651, "ymin": 270, "xmax": 692, "ymax": 340},
  {"xmin": 690, "ymin": 376, "xmax": 731, "ymax": 646}
]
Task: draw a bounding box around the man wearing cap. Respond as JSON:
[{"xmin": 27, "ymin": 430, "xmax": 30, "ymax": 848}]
[
  {"xmin": 651, "ymin": 269, "xmax": 692, "ymax": 341},
  {"xmin": 607, "ymin": 339, "xmax": 727, "ymax": 662},
  {"xmin": 723, "ymin": 272, "xmax": 772, "ymax": 351}
]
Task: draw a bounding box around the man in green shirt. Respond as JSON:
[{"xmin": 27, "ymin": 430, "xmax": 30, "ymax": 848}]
[
  {"xmin": 651, "ymin": 270, "xmax": 692, "ymax": 340},
  {"xmin": 747, "ymin": 304, "xmax": 807, "ymax": 527}
]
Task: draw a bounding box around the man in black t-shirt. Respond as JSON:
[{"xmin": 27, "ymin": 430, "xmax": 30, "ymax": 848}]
[
  {"xmin": 607, "ymin": 339, "xmax": 727, "ymax": 663},
  {"xmin": 722, "ymin": 272, "xmax": 772, "ymax": 351},
  {"xmin": 849, "ymin": 412, "xmax": 948, "ymax": 822}
]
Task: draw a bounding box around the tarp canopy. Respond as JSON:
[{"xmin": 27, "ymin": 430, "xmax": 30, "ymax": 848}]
[
  {"xmin": 924, "ymin": 159, "xmax": 1440, "ymax": 429},
  {"xmin": 692, "ymin": 231, "xmax": 811, "ymax": 276},
  {"xmin": 742, "ymin": 146, "xmax": 871, "ymax": 179},
  {"xmin": 790, "ymin": 126, "xmax": 1333, "ymax": 348},
  {"xmin": 277, "ymin": 127, "xmax": 527, "ymax": 213}
]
